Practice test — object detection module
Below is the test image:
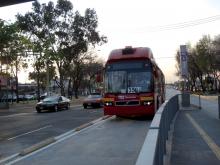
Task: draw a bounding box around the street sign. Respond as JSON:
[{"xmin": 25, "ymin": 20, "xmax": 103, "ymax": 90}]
[{"xmin": 180, "ymin": 45, "xmax": 188, "ymax": 78}]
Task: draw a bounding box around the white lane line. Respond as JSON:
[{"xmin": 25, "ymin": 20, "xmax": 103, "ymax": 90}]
[
  {"xmin": 0, "ymin": 113, "xmax": 31, "ymax": 118},
  {"xmin": 8, "ymin": 125, "xmax": 52, "ymax": 141},
  {"xmin": 5, "ymin": 116, "xmax": 115, "ymax": 165}
]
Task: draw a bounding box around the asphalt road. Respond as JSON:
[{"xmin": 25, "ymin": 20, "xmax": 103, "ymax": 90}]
[
  {"xmin": 165, "ymin": 87, "xmax": 181, "ymax": 100},
  {"xmin": 0, "ymin": 105, "xmax": 103, "ymax": 160},
  {"xmin": 0, "ymin": 88, "xmax": 180, "ymax": 162},
  {"xmin": 11, "ymin": 116, "xmax": 151, "ymax": 165}
]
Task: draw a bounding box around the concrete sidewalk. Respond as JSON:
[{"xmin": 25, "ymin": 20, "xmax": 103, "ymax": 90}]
[{"xmin": 171, "ymin": 106, "xmax": 220, "ymax": 165}]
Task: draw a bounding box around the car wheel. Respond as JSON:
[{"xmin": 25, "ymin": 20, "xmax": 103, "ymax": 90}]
[
  {"xmin": 83, "ymin": 104, "xmax": 87, "ymax": 109},
  {"xmin": 66, "ymin": 103, "xmax": 70, "ymax": 110},
  {"xmin": 36, "ymin": 109, "xmax": 41, "ymax": 113},
  {"xmin": 54, "ymin": 105, "xmax": 58, "ymax": 112}
]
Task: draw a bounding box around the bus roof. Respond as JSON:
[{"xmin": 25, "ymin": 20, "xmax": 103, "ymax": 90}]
[{"xmin": 107, "ymin": 47, "xmax": 154, "ymax": 62}]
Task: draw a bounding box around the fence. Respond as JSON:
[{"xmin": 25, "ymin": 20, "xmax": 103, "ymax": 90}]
[{"xmin": 135, "ymin": 95, "xmax": 179, "ymax": 165}]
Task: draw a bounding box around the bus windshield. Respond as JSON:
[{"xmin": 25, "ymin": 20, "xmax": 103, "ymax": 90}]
[{"xmin": 105, "ymin": 71, "xmax": 153, "ymax": 94}]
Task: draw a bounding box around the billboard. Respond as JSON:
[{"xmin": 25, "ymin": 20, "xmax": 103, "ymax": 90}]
[{"xmin": 180, "ymin": 45, "xmax": 188, "ymax": 78}]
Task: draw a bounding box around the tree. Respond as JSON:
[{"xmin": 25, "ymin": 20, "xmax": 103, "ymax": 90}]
[
  {"xmin": 54, "ymin": 3, "xmax": 107, "ymax": 97},
  {"xmin": 16, "ymin": 0, "xmax": 107, "ymax": 97},
  {"xmin": 175, "ymin": 46, "xmax": 201, "ymax": 91},
  {"xmin": 175, "ymin": 35, "xmax": 220, "ymax": 93},
  {"xmin": 83, "ymin": 58, "xmax": 104, "ymax": 94},
  {"xmin": 212, "ymin": 35, "xmax": 220, "ymax": 91},
  {"xmin": 68, "ymin": 50, "xmax": 101, "ymax": 98},
  {"xmin": 187, "ymin": 47, "xmax": 202, "ymax": 91},
  {"xmin": 195, "ymin": 35, "xmax": 214, "ymax": 91},
  {"xmin": 16, "ymin": 1, "xmax": 58, "ymax": 100},
  {"xmin": 0, "ymin": 20, "xmax": 30, "ymax": 102},
  {"xmin": 29, "ymin": 63, "xmax": 56, "ymax": 92},
  {"xmin": 0, "ymin": 20, "xmax": 17, "ymax": 71}
]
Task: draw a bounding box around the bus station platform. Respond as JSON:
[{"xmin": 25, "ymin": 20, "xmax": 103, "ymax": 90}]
[{"xmin": 171, "ymin": 105, "xmax": 220, "ymax": 165}]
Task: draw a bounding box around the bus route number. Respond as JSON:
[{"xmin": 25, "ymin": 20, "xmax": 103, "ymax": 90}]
[{"xmin": 128, "ymin": 87, "xmax": 141, "ymax": 93}]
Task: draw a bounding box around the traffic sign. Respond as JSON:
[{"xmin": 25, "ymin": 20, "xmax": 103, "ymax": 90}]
[{"xmin": 180, "ymin": 45, "xmax": 188, "ymax": 78}]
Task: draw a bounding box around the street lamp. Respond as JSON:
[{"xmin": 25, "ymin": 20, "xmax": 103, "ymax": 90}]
[{"xmin": 46, "ymin": 60, "xmax": 50, "ymax": 96}]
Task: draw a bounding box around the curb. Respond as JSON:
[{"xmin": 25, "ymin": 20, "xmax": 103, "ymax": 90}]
[
  {"xmin": 75, "ymin": 122, "xmax": 94, "ymax": 131},
  {"xmin": 19, "ymin": 138, "xmax": 56, "ymax": 156},
  {"xmin": 101, "ymin": 115, "xmax": 112, "ymax": 120},
  {"xmin": 0, "ymin": 154, "xmax": 19, "ymax": 165},
  {"xmin": 74, "ymin": 115, "xmax": 111, "ymax": 131}
]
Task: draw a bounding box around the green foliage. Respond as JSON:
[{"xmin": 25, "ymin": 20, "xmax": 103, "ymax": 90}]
[
  {"xmin": 29, "ymin": 65, "xmax": 56, "ymax": 90},
  {"xmin": 0, "ymin": 20, "xmax": 17, "ymax": 52},
  {"xmin": 0, "ymin": 20, "xmax": 29, "ymax": 74},
  {"xmin": 16, "ymin": 0, "xmax": 107, "ymax": 96},
  {"xmin": 175, "ymin": 35, "xmax": 220, "ymax": 93}
]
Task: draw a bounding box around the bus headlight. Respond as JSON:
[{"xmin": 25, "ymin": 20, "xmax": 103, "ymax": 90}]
[
  {"xmin": 105, "ymin": 102, "xmax": 113, "ymax": 106},
  {"xmin": 143, "ymin": 101, "xmax": 153, "ymax": 106},
  {"xmin": 103, "ymin": 98, "xmax": 114, "ymax": 106}
]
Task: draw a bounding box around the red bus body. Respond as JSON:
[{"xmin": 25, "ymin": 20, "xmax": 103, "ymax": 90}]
[{"xmin": 103, "ymin": 47, "xmax": 165, "ymax": 117}]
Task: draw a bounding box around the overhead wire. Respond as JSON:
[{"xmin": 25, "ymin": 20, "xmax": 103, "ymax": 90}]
[{"xmin": 144, "ymin": 15, "xmax": 220, "ymax": 32}]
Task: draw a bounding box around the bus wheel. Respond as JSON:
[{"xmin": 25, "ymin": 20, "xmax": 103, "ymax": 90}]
[{"xmin": 157, "ymin": 98, "xmax": 159, "ymax": 110}]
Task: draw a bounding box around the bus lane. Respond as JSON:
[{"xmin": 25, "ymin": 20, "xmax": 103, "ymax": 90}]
[{"xmin": 8, "ymin": 116, "xmax": 151, "ymax": 165}]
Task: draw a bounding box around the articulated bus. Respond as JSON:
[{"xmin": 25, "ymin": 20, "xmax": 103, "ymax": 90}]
[{"xmin": 103, "ymin": 46, "xmax": 165, "ymax": 117}]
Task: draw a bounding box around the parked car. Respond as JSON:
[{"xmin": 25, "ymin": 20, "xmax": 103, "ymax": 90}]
[
  {"xmin": 4, "ymin": 94, "xmax": 17, "ymax": 102},
  {"xmin": 40, "ymin": 92, "xmax": 56, "ymax": 100},
  {"xmin": 83, "ymin": 93, "xmax": 103, "ymax": 109},
  {"xmin": 36, "ymin": 96, "xmax": 70, "ymax": 113},
  {"xmin": 24, "ymin": 94, "xmax": 36, "ymax": 100}
]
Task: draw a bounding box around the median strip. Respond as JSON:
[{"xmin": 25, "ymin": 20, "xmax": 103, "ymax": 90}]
[
  {"xmin": 75, "ymin": 122, "xmax": 94, "ymax": 131},
  {"xmin": 19, "ymin": 137, "xmax": 56, "ymax": 156},
  {"xmin": 102, "ymin": 115, "xmax": 111, "ymax": 120}
]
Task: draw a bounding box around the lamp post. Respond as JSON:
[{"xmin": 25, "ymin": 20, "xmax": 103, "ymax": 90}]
[{"xmin": 46, "ymin": 60, "xmax": 50, "ymax": 96}]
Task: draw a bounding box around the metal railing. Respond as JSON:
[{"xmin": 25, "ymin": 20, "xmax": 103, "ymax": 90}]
[{"xmin": 136, "ymin": 95, "xmax": 179, "ymax": 165}]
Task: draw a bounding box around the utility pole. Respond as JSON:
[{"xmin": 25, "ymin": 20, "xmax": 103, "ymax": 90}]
[
  {"xmin": 34, "ymin": 51, "xmax": 41, "ymax": 102},
  {"xmin": 46, "ymin": 60, "xmax": 50, "ymax": 96}
]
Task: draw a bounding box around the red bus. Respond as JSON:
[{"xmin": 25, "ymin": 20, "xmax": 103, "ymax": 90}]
[{"xmin": 103, "ymin": 46, "xmax": 165, "ymax": 117}]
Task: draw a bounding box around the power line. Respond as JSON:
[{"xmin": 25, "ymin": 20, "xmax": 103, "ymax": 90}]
[{"xmin": 145, "ymin": 15, "xmax": 220, "ymax": 32}]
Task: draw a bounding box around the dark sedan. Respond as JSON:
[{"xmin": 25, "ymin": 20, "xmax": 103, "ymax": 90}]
[{"xmin": 36, "ymin": 96, "xmax": 70, "ymax": 113}]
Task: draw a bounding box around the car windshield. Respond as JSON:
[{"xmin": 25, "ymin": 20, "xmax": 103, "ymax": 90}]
[{"xmin": 43, "ymin": 96, "xmax": 59, "ymax": 102}]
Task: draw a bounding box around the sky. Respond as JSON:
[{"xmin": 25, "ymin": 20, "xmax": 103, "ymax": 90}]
[{"xmin": 0, "ymin": 0, "xmax": 220, "ymax": 83}]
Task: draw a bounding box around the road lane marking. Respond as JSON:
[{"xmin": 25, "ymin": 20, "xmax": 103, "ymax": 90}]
[
  {"xmin": 7, "ymin": 125, "xmax": 52, "ymax": 141},
  {"xmin": 186, "ymin": 113, "xmax": 220, "ymax": 160},
  {"xmin": 4, "ymin": 116, "xmax": 114, "ymax": 165},
  {"xmin": 0, "ymin": 113, "xmax": 31, "ymax": 118}
]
